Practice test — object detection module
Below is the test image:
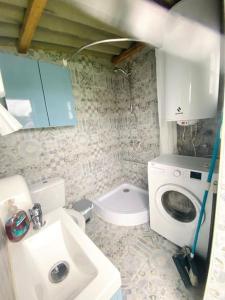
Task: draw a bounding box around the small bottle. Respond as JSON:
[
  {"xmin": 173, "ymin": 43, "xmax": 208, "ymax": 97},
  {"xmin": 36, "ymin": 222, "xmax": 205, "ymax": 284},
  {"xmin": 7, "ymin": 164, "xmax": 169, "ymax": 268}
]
[{"xmin": 5, "ymin": 210, "xmax": 30, "ymax": 242}]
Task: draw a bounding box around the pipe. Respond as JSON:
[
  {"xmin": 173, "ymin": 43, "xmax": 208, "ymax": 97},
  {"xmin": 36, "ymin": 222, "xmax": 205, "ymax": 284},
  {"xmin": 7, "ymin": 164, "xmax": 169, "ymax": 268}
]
[{"xmin": 113, "ymin": 67, "xmax": 131, "ymax": 77}]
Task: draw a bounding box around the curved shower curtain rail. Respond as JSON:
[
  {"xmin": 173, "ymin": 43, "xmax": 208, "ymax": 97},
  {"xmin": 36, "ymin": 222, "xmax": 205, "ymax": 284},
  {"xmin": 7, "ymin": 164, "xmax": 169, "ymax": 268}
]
[{"xmin": 72, "ymin": 38, "xmax": 143, "ymax": 57}]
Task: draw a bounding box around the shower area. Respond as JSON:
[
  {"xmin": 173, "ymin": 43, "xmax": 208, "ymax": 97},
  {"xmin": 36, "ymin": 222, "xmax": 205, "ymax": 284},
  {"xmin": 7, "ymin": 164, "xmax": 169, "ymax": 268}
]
[
  {"xmin": 94, "ymin": 183, "xmax": 149, "ymax": 226},
  {"xmin": 94, "ymin": 49, "xmax": 159, "ymax": 226}
]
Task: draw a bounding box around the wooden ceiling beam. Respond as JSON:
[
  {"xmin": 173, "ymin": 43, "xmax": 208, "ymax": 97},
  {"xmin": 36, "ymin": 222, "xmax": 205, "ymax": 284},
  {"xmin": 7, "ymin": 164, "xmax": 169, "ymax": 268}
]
[
  {"xmin": 18, "ymin": 0, "xmax": 48, "ymax": 53},
  {"xmin": 112, "ymin": 42, "xmax": 146, "ymax": 65}
]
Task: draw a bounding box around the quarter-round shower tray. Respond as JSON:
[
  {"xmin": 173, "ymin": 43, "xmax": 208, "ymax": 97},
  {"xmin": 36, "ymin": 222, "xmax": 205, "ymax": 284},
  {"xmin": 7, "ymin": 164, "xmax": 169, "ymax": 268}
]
[{"xmin": 94, "ymin": 183, "xmax": 149, "ymax": 226}]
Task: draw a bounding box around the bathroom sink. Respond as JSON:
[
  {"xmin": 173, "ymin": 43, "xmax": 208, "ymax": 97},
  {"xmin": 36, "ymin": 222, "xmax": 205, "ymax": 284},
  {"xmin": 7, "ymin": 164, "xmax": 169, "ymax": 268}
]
[{"xmin": 8, "ymin": 208, "xmax": 121, "ymax": 300}]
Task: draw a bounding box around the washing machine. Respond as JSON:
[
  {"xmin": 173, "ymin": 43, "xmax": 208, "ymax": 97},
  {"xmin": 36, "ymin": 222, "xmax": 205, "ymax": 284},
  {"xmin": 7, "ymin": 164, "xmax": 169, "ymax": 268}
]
[{"xmin": 148, "ymin": 154, "xmax": 218, "ymax": 259}]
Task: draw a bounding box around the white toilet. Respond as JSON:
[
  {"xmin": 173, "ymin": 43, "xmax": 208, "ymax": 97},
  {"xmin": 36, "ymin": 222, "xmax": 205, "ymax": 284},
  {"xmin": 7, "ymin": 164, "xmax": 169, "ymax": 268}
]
[{"xmin": 30, "ymin": 178, "xmax": 85, "ymax": 231}]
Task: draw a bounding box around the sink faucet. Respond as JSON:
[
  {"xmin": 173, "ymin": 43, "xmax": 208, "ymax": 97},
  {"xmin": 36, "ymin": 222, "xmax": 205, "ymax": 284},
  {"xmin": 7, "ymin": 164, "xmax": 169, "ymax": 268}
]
[{"xmin": 29, "ymin": 203, "xmax": 45, "ymax": 230}]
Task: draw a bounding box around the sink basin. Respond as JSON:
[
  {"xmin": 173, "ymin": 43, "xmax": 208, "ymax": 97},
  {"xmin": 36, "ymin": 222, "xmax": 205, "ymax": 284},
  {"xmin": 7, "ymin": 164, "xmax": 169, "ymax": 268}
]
[
  {"xmin": 8, "ymin": 208, "xmax": 121, "ymax": 300},
  {"xmin": 16, "ymin": 220, "xmax": 97, "ymax": 299}
]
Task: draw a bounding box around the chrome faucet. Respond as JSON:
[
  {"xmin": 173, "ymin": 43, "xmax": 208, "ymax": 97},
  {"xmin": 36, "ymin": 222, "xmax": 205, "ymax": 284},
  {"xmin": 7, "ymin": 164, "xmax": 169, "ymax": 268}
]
[{"xmin": 29, "ymin": 203, "xmax": 45, "ymax": 230}]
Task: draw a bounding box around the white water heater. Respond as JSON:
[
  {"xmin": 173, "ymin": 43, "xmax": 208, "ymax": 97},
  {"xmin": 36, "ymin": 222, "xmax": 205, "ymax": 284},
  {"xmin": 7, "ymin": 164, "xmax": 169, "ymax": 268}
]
[{"xmin": 163, "ymin": 0, "xmax": 220, "ymax": 122}]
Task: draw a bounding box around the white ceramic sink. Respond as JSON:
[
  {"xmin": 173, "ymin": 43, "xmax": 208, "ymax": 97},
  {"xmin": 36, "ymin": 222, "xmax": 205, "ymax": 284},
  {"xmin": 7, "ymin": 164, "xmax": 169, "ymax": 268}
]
[{"xmin": 8, "ymin": 208, "xmax": 121, "ymax": 300}]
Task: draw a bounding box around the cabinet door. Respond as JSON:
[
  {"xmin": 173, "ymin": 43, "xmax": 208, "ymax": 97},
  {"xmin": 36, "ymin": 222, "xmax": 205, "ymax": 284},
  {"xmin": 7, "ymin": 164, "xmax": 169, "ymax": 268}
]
[
  {"xmin": 111, "ymin": 289, "xmax": 123, "ymax": 300},
  {"xmin": 39, "ymin": 61, "xmax": 76, "ymax": 127},
  {"xmin": 0, "ymin": 53, "xmax": 49, "ymax": 128}
]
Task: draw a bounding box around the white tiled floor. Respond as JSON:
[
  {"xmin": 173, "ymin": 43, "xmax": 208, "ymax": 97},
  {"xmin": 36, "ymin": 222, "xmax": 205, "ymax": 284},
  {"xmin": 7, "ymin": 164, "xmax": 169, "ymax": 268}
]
[{"xmin": 86, "ymin": 214, "xmax": 204, "ymax": 300}]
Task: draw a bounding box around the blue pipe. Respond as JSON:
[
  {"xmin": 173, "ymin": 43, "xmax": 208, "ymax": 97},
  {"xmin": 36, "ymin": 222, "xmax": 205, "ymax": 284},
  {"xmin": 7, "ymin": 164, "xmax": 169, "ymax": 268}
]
[{"xmin": 191, "ymin": 117, "xmax": 222, "ymax": 257}]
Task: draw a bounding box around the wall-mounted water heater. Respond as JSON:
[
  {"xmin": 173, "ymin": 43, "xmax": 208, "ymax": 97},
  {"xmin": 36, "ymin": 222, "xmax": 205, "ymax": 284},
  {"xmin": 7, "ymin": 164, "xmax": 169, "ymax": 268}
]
[{"xmin": 162, "ymin": 0, "xmax": 220, "ymax": 123}]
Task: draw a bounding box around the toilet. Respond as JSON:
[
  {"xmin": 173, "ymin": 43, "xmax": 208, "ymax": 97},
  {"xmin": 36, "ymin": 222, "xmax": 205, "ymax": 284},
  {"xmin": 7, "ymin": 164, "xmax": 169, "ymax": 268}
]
[{"xmin": 30, "ymin": 178, "xmax": 85, "ymax": 231}]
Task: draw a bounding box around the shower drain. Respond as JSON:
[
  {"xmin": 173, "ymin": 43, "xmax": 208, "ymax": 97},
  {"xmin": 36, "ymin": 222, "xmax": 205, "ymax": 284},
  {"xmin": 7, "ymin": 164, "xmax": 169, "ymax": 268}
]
[
  {"xmin": 123, "ymin": 188, "xmax": 130, "ymax": 193},
  {"xmin": 49, "ymin": 261, "xmax": 70, "ymax": 283}
]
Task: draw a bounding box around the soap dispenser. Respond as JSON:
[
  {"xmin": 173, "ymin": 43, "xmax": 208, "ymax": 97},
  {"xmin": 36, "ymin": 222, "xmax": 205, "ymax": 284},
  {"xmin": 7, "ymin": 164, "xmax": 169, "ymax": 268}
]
[{"xmin": 5, "ymin": 200, "xmax": 30, "ymax": 242}]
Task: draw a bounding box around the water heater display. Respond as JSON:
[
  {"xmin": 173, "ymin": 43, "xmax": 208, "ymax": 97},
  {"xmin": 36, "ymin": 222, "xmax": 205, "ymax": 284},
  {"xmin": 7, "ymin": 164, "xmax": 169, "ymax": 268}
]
[{"xmin": 190, "ymin": 171, "xmax": 202, "ymax": 180}]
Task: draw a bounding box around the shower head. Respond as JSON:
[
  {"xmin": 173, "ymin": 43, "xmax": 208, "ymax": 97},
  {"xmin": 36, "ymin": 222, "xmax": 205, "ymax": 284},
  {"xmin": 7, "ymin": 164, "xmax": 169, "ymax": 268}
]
[{"xmin": 113, "ymin": 67, "xmax": 131, "ymax": 77}]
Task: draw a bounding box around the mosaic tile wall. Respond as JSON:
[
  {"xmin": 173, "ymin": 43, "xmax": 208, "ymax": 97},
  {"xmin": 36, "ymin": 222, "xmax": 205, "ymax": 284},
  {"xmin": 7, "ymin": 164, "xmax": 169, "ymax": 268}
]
[
  {"xmin": 177, "ymin": 118, "xmax": 217, "ymax": 157},
  {"xmin": 115, "ymin": 49, "xmax": 160, "ymax": 190}
]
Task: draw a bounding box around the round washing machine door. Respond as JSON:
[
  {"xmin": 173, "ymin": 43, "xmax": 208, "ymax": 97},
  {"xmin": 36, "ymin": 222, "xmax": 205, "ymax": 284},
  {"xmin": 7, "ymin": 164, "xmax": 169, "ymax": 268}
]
[{"xmin": 155, "ymin": 184, "xmax": 204, "ymax": 225}]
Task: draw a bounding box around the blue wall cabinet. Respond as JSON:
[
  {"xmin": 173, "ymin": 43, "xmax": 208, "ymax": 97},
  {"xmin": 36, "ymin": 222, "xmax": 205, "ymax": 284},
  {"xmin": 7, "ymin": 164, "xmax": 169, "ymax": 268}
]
[
  {"xmin": 39, "ymin": 61, "xmax": 76, "ymax": 127},
  {"xmin": 111, "ymin": 289, "xmax": 123, "ymax": 300},
  {"xmin": 0, "ymin": 53, "xmax": 49, "ymax": 128},
  {"xmin": 0, "ymin": 52, "xmax": 76, "ymax": 129}
]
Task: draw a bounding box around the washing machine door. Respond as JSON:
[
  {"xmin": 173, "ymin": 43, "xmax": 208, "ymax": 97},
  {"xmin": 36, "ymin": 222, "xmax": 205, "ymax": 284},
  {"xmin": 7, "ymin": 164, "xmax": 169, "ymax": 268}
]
[{"xmin": 156, "ymin": 184, "xmax": 204, "ymax": 225}]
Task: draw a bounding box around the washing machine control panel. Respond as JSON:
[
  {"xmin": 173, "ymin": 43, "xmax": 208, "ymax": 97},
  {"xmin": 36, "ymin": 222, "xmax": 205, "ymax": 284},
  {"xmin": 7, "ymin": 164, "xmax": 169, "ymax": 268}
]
[
  {"xmin": 149, "ymin": 162, "xmax": 208, "ymax": 182},
  {"xmin": 190, "ymin": 171, "xmax": 202, "ymax": 180},
  {"xmin": 173, "ymin": 170, "xmax": 181, "ymax": 177},
  {"xmin": 173, "ymin": 169, "xmax": 203, "ymax": 181}
]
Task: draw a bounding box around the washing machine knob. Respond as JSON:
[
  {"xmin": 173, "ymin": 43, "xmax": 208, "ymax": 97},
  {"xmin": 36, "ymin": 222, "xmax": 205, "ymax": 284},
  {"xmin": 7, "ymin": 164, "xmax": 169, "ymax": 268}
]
[{"xmin": 174, "ymin": 170, "xmax": 181, "ymax": 177}]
